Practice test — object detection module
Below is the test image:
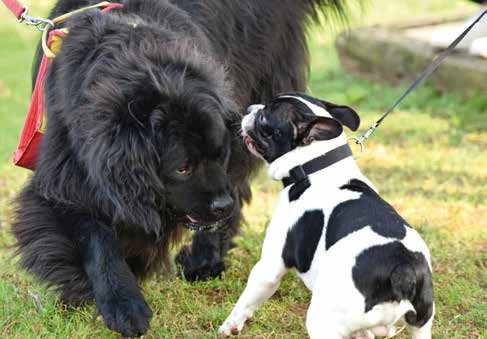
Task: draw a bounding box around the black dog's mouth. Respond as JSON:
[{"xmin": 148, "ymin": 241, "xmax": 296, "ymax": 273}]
[
  {"xmin": 167, "ymin": 205, "xmax": 232, "ymax": 232},
  {"xmin": 182, "ymin": 214, "xmax": 229, "ymax": 232}
]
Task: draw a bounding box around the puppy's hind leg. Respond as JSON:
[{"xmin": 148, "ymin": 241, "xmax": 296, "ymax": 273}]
[
  {"xmin": 219, "ymin": 259, "xmax": 288, "ymax": 336},
  {"xmin": 306, "ymin": 308, "xmax": 346, "ymax": 339},
  {"xmin": 408, "ymin": 303, "xmax": 434, "ymax": 339}
]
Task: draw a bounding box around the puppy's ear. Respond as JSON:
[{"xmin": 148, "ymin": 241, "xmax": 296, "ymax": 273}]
[
  {"xmin": 319, "ymin": 100, "xmax": 360, "ymax": 131},
  {"xmin": 299, "ymin": 117, "xmax": 343, "ymax": 145}
]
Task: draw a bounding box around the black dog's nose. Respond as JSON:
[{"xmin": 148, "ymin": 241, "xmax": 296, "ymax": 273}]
[{"xmin": 210, "ymin": 195, "xmax": 234, "ymax": 217}]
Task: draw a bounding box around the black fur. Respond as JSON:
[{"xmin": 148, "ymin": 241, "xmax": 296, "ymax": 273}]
[
  {"xmin": 282, "ymin": 210, "xmax": 324, "ymax": 273},
  {"xmin": 275, "ymin": 92, "xmax": 360, "ymax": 131},
  {"xmin": 325, "ymin": 179, "xmax": 409, "ymax": 250},
  {"xmin": 352, "ymin": 242, "xmax": 434, "ymax": 327},
  {"xmin": 14, "ymin": 0, "xmax": 347, "ymax": 336}
]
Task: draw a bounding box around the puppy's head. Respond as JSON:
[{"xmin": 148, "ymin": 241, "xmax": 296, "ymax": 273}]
[{"xmin": 242, "ymin": 93, "xmax": 360, "ymax": 163}]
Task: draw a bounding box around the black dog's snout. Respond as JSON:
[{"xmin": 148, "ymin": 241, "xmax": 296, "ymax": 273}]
[{"xmin": 210, "ymin": 195, "xmax": 234, "ymax": 217}]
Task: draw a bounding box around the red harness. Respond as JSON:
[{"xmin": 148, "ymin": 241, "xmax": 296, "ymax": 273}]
[
  {"xmin": 12, "ymin": 29, "xmax": 67, "ymax": 170},
  {"xmin": 1, "ymin": 0, "xmax": 24, "ymax": 20},
  {"xmin": 4, "ymin": 1, "xmax": 123, "ymax": 170}
]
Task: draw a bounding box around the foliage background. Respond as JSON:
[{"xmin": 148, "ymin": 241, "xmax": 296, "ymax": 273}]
[{"xmin": 0, "ymin": 0, "xmax": 485, "ymax": 337}]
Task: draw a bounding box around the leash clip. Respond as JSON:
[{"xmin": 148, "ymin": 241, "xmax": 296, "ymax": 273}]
[
  {"xmin": 357, "ymin": 122, "xmax": 379, "ymax": 145},
  {"xmin": 360, "ymin": 124, "xmax": 377, "ymax": 142},
  {"xmin": 17, "ymin": 6, "xmax": 54, "ymax": 31},
  {"xmin": 347, "ymin": 137, "xmax": 364, "ymax": 160}
]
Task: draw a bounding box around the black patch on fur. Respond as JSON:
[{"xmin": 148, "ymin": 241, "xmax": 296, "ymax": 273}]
[
  {"xmin": 278, "ymin": 92, "xmax": 360, "ymax": 131},
  {"xmin": 352, "ymin": 242, "xmax": 434, "ymax": 327},
  {"xmin": 325, "ymin": 179, "xmax": 408, "ymax": 250},
  {"xmin": 288, "ymin": 178, "xmax": 311, "ymax": 201},
  {"xmin": 282, "ymin": 210, "xmax": 324, "ymax": 272}
]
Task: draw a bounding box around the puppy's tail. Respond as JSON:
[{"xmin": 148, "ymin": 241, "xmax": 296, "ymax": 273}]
[{"xmin": 390, "ymin": 258, "xmax": 434, "ymax": 328}]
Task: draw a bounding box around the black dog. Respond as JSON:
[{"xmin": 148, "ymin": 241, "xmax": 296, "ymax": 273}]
[{"xmin": 12, "ymin": 0, "xmax": 347, "ymax": 336}]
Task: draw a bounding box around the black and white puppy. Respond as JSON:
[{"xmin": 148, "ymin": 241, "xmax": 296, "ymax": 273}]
[{"xmin": 219, "ymin": 93, "xmax": 434, "ymax": 338}]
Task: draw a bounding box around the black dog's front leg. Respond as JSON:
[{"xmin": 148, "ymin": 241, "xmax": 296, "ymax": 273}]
[
  {"xmin": 77, "ymin": 220, "xmax": 152, "ymax": 337},
  {"xmin": 176, "ymin": 209, "xmax": 241, "ymax": 282}
]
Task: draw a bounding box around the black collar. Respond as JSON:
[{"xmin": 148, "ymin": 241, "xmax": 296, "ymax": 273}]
[{"xmin": 282, "ymin": 144, "xmax": 352, "ymax": 188}]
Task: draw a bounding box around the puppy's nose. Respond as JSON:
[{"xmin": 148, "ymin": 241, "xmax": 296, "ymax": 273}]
[{"xmin": 210, "ymin": 195, "xmax": 234, "ymax": 218}]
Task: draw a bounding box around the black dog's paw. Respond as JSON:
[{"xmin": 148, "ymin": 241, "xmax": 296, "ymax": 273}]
[
  {"xmin": 175, "ymin": 245, "xmax": 225, "ymax": 282},
  {"xmin": 96, "ymin": 292, "xmax": 153, "ymax": 337}
]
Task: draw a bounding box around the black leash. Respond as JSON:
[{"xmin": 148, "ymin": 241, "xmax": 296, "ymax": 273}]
[
  {"xmin": 281, "ymin": 11, "xmax": 486, "ymax": 198},
  {"xmin": 356, "ymin": 10, "xmax": 487, "ymax": 145}
]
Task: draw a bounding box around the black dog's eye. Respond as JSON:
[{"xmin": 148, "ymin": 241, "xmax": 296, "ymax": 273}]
[{"xmin": 176, "ymin": 164, "xmax": 192, "ymax": 175}]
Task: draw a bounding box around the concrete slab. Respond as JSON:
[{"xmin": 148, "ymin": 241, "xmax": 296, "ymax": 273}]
[{"xmin": 335, "ymin": 15, "xmax": 487, "ymax": 97}]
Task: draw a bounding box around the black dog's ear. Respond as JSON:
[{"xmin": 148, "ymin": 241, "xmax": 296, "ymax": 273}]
[
  {"xmin": 299, "ymin": 117, "xmax": 343, "ymax": 145},
  {"xmin": 319, "ymin": 100, "xmax": 360, "ymax": 132},
  {"xmin": 84, "ymin": 128, "xmax": 164, "ymax": 237}
]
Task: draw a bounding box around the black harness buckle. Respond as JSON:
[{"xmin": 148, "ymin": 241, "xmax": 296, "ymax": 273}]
[
  {"xmin": 289, "ymin": 165, "xmax": 307, "ymax": 184},
  {"xmin": 281, "ymin": 143, "xmax": 353, "ymax": 200}
]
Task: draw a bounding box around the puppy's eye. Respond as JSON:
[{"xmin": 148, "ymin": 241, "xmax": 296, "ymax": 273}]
[{"xmin": 176, "ymin": 165, "xmax": 192, "ymax": 175}]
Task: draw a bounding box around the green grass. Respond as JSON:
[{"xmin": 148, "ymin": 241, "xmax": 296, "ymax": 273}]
[{"xmin": 0, "ymin": 1, "xmax": 486, "ymax": 338}]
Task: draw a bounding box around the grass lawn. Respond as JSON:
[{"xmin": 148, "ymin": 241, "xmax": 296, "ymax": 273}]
[{"xmin": 0, "ymin": 0, "xmax": 486, "ymax": 338}]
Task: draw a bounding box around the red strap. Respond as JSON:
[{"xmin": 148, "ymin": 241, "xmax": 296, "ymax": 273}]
[
  {"xmin": 101, "ymin": 2, "xmax": 123, "ymax": 13},
  {"xmin": 12, "ymin": 30, "xmax": 65, "ymax": 170},
  {"xmin": 101, "ymin": 3, "xmax": 124, "ymax": 13},
  {"xmin": 1, "ymin": 0, "xmax": 25, "ymax": 20}
]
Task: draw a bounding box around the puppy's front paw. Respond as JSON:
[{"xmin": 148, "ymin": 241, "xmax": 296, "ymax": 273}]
[
  {"xmin": 218, "ymin": 320, "xmax": 242, "ymax": 336},
  {"xmin": 218, "ymin": 314, "xmax": 248, "ymax": 336},
  {"xmin": 96, "ymin": 291, "xmax": 152, "ymax": 337}
]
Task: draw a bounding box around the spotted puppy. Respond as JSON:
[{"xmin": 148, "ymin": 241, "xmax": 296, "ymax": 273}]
[{"xmin": 219, "ymin": 93, "xmax": 434, "ymax": 338}]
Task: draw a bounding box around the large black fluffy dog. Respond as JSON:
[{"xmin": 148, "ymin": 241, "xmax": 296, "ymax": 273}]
[{"xmin": 13, "ymin": 0, "xmax": 346, "ymax": 336}]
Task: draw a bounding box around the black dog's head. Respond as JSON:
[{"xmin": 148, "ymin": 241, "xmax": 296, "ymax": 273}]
[
  {"xmin": 54, "ymin": 11, "xmax": 240, "ymax": 234},
  {"xmin": 153, "ymin": 89, "xmax": 236, "ymax": 232},
  {"xmin": 241, "ymin": 93, "xmax": 360, "ymax": 163}
]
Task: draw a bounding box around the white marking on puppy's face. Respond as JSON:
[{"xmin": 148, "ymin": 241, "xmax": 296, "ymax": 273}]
[
  {"xmin": 242, "ymin": 104, "xmax": 264, "ymax": 134},
  {"xmin": 242, "ymin": 104, "xmax": 266, "ymax": 159},
  {"xmin": 278, "ymin": 95, "xmax": 333, "ymax": 118}
]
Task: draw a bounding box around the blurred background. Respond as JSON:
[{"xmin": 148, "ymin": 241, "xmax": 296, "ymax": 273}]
[{"xmin": 0, "ymin": 1, "xmax": 485, "ymax": 337}]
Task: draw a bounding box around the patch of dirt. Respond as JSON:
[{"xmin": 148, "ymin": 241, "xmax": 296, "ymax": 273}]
[
  {"xmin": 287, "ymin": 304, "xmax": 308, "ymax": 316},
  {"xmin": 205, "ymin": 289, "xmax": 226, "ymax": 304},
  {"xmin": 0, "ymin": 80, "xmax": 11, "ymax": 97}
]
